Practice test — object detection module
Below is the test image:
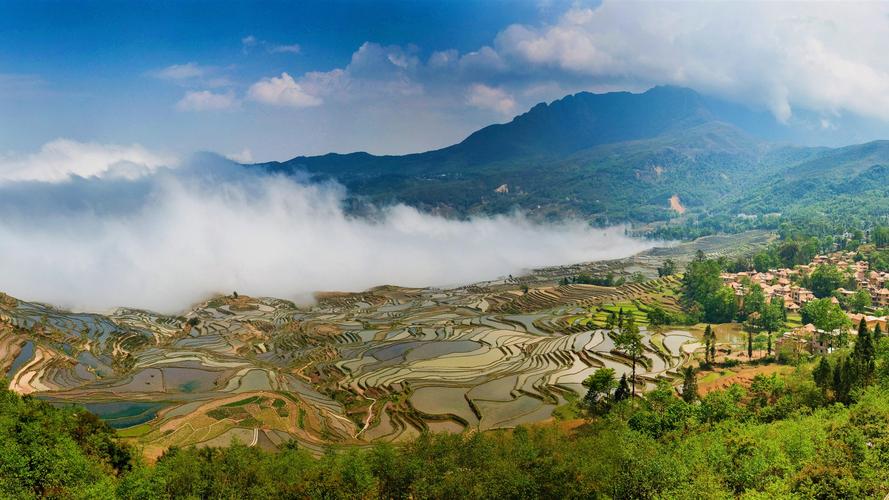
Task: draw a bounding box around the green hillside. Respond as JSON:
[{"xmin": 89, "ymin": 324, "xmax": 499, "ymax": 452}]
[{"xmin": 253, "ymin": 86, "xmax": 889, "ymax": 231}]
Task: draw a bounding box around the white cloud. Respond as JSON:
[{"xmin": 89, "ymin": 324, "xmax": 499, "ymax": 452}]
[
  {"xmin": 0, "ymin": 139, "xmax": 177, "ymax": 182},
  {"xmin": 242, "ymin": 34, "xmax": 301, "ymax": 55},
  {"xmin": 176, "ymin": 90, "xmax": 239, "ymax": 111},
  {"xmin": 0, "ymin": 150, "xmax": 653, "ymax": 312},
  {"xmin": 492, "ymin": 1, "xmax": 889, "ymax": 122},
  {"xmin": 226, "ymin": 148, "xmax": 254, "ymax": 163},
  {"xmin": 269, "ymin": 43, "xmax": 301, "ymax": 54},
  {"xmin": 247, "ymin": 72, "xmax": 323, "ymax": 108},
  {"xmin": 153, "ymin": 62, "xmax": 208, "ymax": 81},
  {"xmin": 466, "ymin": 83, "xmax": 516, "ymax": 115}
]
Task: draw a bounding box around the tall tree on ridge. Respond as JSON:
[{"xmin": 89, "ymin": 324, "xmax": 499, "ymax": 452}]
[{"xmin": 615, "ymin": 316, "xmax": 644, "ymax": 398}]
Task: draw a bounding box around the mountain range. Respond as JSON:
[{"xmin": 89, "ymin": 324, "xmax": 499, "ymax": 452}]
[{"xmin": 254, "ymin": 86, "xmax": 889, "ymax": 226}]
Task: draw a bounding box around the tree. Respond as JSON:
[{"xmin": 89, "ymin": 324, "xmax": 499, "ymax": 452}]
[
  {"xmin": 807, "ymin": 265, "xmax": 847, "ymax": 298},
  {"xmin": 657, "ymin": 259, "xmax": 677, "ymax": 277},
  {"xmin": 848, "ymin": 289, "xmax": 872, "ymax": 313},
  {"xmin": 801, "ymin": 298, "xmax": 851, "ymax": 335},
  {"xmin": 614, "ymin": 316, "xmax": 644, "ymax": 397},
  {"xmin": 752, "ymin": 252, "xmax": 777, "ymax": 272},
  {"xmin": 832, "ymin": 355, "xmax": 853, "ymax": 403},
  {"xmin": 745, "ymin": 311, "xmax": 760, "ymax": 358},
  {"xmin": 852, "ymin": 318, "xmax": 875, "ymax": 386},
  {"xmin": 647, "ymin": 305, "xmax": 672, "ymax": 327},
  {"xmin": 605, "ymin": 311, "xmax": 617, "ymax": 331},
  {"xmin": 582, "ymin": 368, "xmax": 617, "ymax": 414},
  {"xmin": 613, "ymin": 374, "xmax": 631, "ymax": 402},
  {"xmin": 760, "ymin": 297, "xmax": 785, "ymax": 357},
  {"xmin": 874, "ymin": 323, "xmax": 883, "ymax": 345},
  {"xmin": 703, "ymin": 324, "xmax": 713, "ymax": 364},
  {"xmin": 741, "ymin": 283, "xmax": 765, "ymax": 321},
  {"xmin": 708, "ymin": 286, "xmax": 738, "ymax": 324},
  {"xmin": 681, "ymin": 366, "xmax": 698, "ymax": 403},
  {"xmin": 812, "ymin": 357, "xmax": 832, "ymax": 394},
  {"xmin": 681, "ymin": 256, "xmax": 741, "ymax": 323}
]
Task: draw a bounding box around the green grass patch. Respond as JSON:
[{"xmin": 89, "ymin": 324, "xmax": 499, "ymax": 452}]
[
  {"xmin": 298, "ymin": 408, "xmax": 307, "ymax": 429},
  {"xmin": 221, "ymin": 396, "xmax": 264, "ymax": 408},
  {"xmin": 552, "ymin": 393, "xmax": 581, "ymax": 421},
  {"xmin": 117, "ymin": 423, "xmax": 152, "ymax": 438}
]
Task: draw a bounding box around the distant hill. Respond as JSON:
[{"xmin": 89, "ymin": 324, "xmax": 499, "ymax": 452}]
[
  {"xmin": 730, "ymin": 140, "xmax": 889, "ymax": 220},
  {"xmin": 254, "ymin": 86, "xmax": 889, "ymax": 224}
]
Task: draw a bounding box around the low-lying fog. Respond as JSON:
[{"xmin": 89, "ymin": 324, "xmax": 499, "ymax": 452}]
[{"xmin": 0, "ymin": 141, "xmax": 656, "ymax": 313}]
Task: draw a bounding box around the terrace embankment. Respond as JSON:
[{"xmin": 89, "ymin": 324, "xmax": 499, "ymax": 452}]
[{"xmin": 0, "ymin": 230, "xmax": 771, "ymax": 456}]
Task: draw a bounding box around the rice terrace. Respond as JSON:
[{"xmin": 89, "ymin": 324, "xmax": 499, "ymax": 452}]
[{"xmin": 0, "ymin": 231, "xmax": 768, "ymax": 459}]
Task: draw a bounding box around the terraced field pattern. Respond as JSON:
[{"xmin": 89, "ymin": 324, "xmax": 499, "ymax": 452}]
[{"xmin": 0, "ymin": 231, "xmax": 769, "ymax": 457}]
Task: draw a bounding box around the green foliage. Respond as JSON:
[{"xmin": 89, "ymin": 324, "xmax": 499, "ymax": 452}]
[
  {"xmin": 614, "ymin": 316, "xmax": 644, "ymax": 396},
  {"xmin": 582, "ymin": 368, "xmax": 618, "ymax": 415},
  {"xmin": 681, "ymin": 258, "xmax": 737, "ymax": 323},
  {"xmin": 801, "ymin": 298, "xmax": 851, "ymax": 333},
  {"xmin": 848, "ymin": 289, "xmax": 873, "ymax": 313},
  {"xmin": 656, "ymin": 258, "xmax": 677, "ymax": 277},
  {"xmin": 681, "ymin": 366, "xmax": 698, "ymax": 403},
  {"xmin": 559, "ymin": 273, "xmax": 624, "ymax": 286},
  {"xmin": 806, "ymin": 264, "xmax": 850, "ymax": 298},
  {"xmin": 0, "ymin": 385, "xmax": 133, "ymax": 498}
]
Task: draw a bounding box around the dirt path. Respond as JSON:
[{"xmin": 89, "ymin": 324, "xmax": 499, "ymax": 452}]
[
  {"xmin": 697, "ymin": 364, "xmax": 792, "ymax": 395},
  {"xmin": 356, "ymin": 397, "xmax": 377, "ymax": 438}
]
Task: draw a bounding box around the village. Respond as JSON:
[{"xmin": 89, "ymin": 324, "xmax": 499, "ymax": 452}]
[{"xmin": 719, "ymin": 250, "xmax": 889, "ymax": 355}]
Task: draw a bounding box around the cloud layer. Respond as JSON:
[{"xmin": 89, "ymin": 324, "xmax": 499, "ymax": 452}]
[
  {"xmin": 152, "ymin": 1, "xmax": 889, "ymax": 156},
  {"xmin": 493, "ymin": 2, "xmax": 889, "ymax": 123},
  {"xmin": 0, "ymin": 141, "xmax": 653, "ymax": 313}
]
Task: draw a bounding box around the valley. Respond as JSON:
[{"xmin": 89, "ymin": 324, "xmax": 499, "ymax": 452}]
[{"xmin": 0, "ymin": 231, "xmax": 769, "ymax": 458}]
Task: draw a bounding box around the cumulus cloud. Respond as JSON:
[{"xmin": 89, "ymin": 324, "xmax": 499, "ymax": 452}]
[
  {"xmin": 248, "ymin": 72, "xmax": 323, "ymax": 108},
  {"xmin": 0, "ymin": 143, "xmax": 653, "ymax": 313},
  {"xmin": 492, "ymin": 1, "xmax": 889, "ymax": 122},
  {"xmin": 176, "ymin": 90, "xmax": 239, "ymax": 111},
  {"xmin": 466, "ymin": 83, "xmax": 516, "ymax": 115},
  {"xmin": 0, "ymin": 139, "xmax": 177, "ymax": 182}
]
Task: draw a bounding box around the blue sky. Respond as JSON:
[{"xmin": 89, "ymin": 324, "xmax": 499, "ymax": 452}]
[
  {"xmin": 5, "ymin": 0, "xmax": 889, "ymax": 163},
  {"xmin": 0, "ymin": 0, "xmax": 567, "ymax": 160}
]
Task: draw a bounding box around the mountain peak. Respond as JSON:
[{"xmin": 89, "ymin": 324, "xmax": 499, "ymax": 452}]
[{"xmin": 453, "ymin": 86, "xmax": 713, "ymax": 162}]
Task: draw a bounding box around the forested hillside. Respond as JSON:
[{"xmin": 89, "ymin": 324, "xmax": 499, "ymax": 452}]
[{"xmin": 254, "ymin": 86, "xmax": 889, "ymax": 230}]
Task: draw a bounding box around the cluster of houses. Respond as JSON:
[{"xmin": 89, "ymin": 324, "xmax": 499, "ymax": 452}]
[
  {"xmin": 721, "ymin": 251, "xmax": 889, "ymax": 310},
  {"xmin": 718, "ymin": 251, "xmax": 889, "ymax": 355}
]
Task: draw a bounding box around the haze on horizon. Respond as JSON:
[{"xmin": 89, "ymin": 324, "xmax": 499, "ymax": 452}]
[
  {"xmin": 0, "ymin": 152, "xmax": 655, "ymax": 313},
  {"xmin": 4, "ymin": 0, "xmax": 889, "ymax": 311}
]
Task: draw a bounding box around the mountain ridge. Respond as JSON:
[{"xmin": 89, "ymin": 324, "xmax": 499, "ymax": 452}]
[{"xmin": 253, "ymin": 86, "xmax": 889, "ymax": 225}]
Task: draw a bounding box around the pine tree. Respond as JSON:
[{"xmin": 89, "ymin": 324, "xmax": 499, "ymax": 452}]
[
  {"xmin": 606, "ymin": 311, "xmax": 617, "ymax": 331},
  {"xmin": 681, "ymin": 366, "xmax": 698, "ymax": 403},
  {"xmin": 813, "ymin": 357, "xmax": 832, "ymax": 393},
  {"xmin": 703, "ymin": 324, "xmax": 712, "ymax": 364},
  {"xmin": 832, "ymin": 356, "xmax": 846, "ymax": 403},
  {"xmin": 614, "ymin": 374, "xmax": 630, "ymax": 402},
  {"xmin": 615, "ymin": 316, "xmax": 643, "ymax": 397},
  {"xmin": 747, "ymin": 329, "xmax": 754, "ymax": 359},
  {"xmin": 852, "ymin": 318, "xmax": 875, "ymax": 386},
  {"xmin": 874, "ymin": 323, "xmax": 883, "ymax": 345}
]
